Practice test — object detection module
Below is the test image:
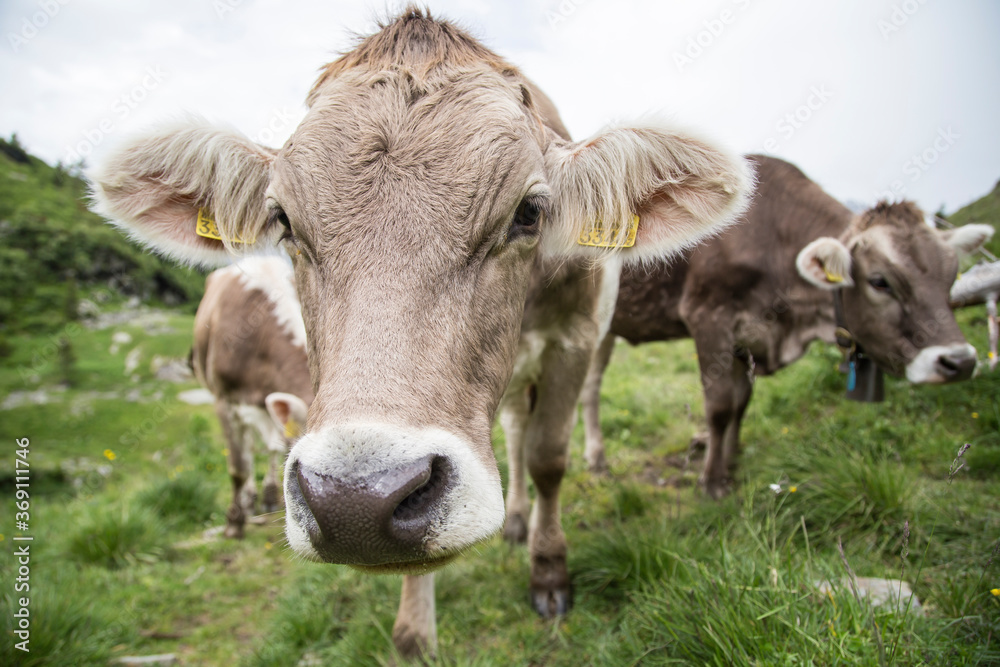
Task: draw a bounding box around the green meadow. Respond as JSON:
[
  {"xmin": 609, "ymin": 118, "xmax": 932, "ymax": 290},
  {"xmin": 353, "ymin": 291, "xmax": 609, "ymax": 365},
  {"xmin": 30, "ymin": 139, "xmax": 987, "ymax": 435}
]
[
  {"xmin": 2, "ymin": 140, "xmax": 998, "ymax": 665},
  {"xmin": 1, "ymin": 304, "xmax": 998, "ymax": 666}
]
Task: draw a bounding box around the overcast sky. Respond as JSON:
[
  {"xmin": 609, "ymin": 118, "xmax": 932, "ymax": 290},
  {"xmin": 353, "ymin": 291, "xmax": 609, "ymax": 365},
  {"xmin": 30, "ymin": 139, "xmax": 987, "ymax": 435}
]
[{"xmin": 3, "ymin": 0, "xmax": 999, "ymax": 213}]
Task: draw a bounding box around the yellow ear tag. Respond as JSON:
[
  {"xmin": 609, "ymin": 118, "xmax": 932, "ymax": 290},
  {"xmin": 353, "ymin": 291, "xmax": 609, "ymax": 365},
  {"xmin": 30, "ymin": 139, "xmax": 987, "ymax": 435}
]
[
  {"xmin": 196, "ymin": 208, "xmax": 251, "ymax": 244},
  {"xmin": 824, "ymin": 269, "xmax": 844, "ymax": 284},
  {"xmin": 577, "ymin": 215, "xmax": 639, "ymax": 249},
  {"xmin": 284, "ymin": 418, "xmax": 301, "ymax": 439}
]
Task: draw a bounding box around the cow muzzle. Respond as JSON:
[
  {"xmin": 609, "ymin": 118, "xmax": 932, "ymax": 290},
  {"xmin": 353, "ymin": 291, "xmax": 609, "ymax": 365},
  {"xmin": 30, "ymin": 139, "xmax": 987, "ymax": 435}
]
[
  {"xmin": 283, "ymin": 423, "xmax": 504, "ymax": 572},
  {"xmin": 905, "ymin": 343, "xmax": 978, "ymax": 384}
]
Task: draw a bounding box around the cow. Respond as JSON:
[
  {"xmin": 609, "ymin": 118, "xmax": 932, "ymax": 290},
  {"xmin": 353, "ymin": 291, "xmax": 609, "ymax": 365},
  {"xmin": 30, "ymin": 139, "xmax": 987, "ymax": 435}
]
[
  {"xmin": 191, "ymin": 255, "xmax": 314, "ymax": 537},
  {"xmin": 90, "ymin": 8, "xmax": 753, "ymax": 658},
  {"xmin": 579, "ymin": 154, "xmax": 994, "ymax": 499}
]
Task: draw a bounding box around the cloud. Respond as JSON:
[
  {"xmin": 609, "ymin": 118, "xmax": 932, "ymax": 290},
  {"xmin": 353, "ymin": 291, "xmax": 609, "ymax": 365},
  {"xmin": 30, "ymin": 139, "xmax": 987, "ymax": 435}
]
[{"xmin": 2, "ymin": 0, "xmax": 999, "ymax": 211}]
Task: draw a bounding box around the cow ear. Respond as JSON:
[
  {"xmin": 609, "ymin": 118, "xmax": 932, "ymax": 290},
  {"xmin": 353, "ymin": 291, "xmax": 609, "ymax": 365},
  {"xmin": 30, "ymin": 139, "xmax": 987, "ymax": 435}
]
[
  {"xmin": 265, "ymin": 392, "xmax": 309, "ymax": 440},
  {"xmin": 542, "ymin": 124, "xmax": 754, "ymax": 264},
  {"xmin": 89, "ymin": 118, "xmax": 278, "ymax": 268},
  {"xmin": 939, "ymin": 223, "xmax": 994, "ymax": 256},
  {"xmin": 796, "ymin": 237, "xmax": 854, "ymax": 289}
]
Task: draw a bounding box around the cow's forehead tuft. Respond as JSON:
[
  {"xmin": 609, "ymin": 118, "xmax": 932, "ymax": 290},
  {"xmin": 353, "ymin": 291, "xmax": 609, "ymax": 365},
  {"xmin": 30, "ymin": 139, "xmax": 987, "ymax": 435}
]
[{"xmin": 307, "ymin": 6, "xmax": 522, "ymax": 107}]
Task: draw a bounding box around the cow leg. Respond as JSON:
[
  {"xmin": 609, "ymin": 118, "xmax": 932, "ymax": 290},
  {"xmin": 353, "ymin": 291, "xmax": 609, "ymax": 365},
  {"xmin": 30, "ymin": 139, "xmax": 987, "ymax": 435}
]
[
  {"xmin": 581, "ymin": 332, "xmax": 616, "ymax": 474},
  {"xmin": 696, "ymin": 342, "xmax": 748, "ymax": 500},
  {"xmin": 218, "ymin": 402, "xmax": 253, "ymax": 538},
  {"xmin": 500, "ymin": 385, "xmax": 532, "ymax": 544},
  {"xmin": 721, "ymin": 356, "xmax": 754, "ymax": 477},
  {"xmin": 526, "ymin": 340, "xmax": 591, "ymax": 617},
  {"xmin": 252, "ymin": 406, "xmax": 287, "ymax": 515},
  {"xmin": 391, "ymin": 574, "xmax": 436, "ymax": 661}
]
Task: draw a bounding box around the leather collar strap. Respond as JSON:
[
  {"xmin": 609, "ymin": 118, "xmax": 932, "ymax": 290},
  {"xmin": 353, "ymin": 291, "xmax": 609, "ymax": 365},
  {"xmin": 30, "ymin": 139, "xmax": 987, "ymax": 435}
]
[{"xmin": 833, "ymin": 290, "xmax": 885, "ymax": 402}]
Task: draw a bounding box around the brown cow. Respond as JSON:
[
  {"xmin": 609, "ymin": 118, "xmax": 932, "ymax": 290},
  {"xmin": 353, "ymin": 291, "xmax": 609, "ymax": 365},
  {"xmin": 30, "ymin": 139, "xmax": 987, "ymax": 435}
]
[
  {"xmin": 580, "ymin": 154, "xmax": 993, "ymax": 498},
  {"xmin": 191, "ymin": 256, "xmax": 313, "ymax": 537},
  {"xmin": 91, "ymin": 8, "xmax": 753, "ymax": 658}
]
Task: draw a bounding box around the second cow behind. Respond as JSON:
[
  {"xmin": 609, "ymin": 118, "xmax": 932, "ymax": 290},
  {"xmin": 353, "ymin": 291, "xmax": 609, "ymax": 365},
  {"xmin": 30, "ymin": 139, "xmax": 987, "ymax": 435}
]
[{"xmin": 581, "ymin": 155, "xmax": 994, "ymax": 498}]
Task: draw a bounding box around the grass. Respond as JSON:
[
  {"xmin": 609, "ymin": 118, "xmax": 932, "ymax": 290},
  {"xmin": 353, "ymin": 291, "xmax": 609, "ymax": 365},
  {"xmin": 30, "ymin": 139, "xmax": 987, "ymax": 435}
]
[
  {"xmin": 64, "ymin": 503, "xmax": 168, "ymax": 569},
  {"xmin": 1, "ymin": 301, "xmax": 998, "ymax": 665}
]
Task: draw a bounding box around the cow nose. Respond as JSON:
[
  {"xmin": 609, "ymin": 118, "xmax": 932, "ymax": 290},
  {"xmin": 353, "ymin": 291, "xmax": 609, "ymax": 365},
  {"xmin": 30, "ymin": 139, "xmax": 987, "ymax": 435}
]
[
  {"xmin": 291, "ymin": 454, "xmax": 452, "ymax": 565},
  {"xmin": 935, "ymin": 350, "xmax": 977, "ymax": 382}
]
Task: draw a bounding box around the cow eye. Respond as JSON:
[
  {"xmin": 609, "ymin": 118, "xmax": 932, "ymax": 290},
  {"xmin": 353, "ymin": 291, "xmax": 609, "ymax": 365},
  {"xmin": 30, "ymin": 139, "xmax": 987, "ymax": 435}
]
[
  {"xmin": 868, "ymin": 275, "xmax": 892, "ymax": 293},
  {"xmin": 270, "ymin": 207, "xmax": 293, "ymax": 241},
  {"xmin": 507, "ymin": 199, "xmax": 544, "ymax": 242}
]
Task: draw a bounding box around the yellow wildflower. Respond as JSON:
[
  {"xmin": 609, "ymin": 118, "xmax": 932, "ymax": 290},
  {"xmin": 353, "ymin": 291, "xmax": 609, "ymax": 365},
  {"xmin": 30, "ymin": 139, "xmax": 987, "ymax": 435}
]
[
  {"xmin": 789, "ymin": 486, "xmax": 798, "ymax": 493},
  {"xmin": 103, "ymin": 449, "xmax": 116, "ymax": 461},
  {"xmin": 991, "ymin": 588, "xmax": 1000, "ymax": 597},
  {"xmin": 265, "ymin": 541, "xmax": 273, "ymax": 550},
  {"xmin": 781, "ymin": 427, "xmax": 789, "ymax": 435},
  {"xmin": 972, "ymin": 413, "xmax": 979, "ymax": 419}
]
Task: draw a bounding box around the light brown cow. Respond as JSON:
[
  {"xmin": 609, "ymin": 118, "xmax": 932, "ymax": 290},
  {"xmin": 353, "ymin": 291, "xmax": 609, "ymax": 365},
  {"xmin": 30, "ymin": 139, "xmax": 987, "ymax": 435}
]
[
  {"xmin": 191, "ymin": 256, "xmax": 313, "ymax": 537},
  {"xmin": 580, "ymin": 155, "xmax": 993, "ymax": 498},
  {"xmin": 91, "ymin": 8, "xmax": 752, "ymax": 658}
]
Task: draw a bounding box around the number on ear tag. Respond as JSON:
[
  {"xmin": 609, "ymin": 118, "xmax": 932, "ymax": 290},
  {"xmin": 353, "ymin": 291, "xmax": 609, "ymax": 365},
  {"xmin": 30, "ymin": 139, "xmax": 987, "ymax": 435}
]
[
  {"xmin": 196, "ymin": 208, "xmax": 251, "ymax": 244},
  {"xmin": 577, "ymin": 215, "xmax": 639, "ymax": 248}
]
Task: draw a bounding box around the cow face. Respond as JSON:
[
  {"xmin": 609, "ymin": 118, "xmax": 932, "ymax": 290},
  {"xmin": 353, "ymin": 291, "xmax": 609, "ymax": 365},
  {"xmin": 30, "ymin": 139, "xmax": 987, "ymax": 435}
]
[
  {"xmin": 796, "ymin": 201, "xmax": 993, "ymax": 383},
  {"xmin": 91, "ymin": 12, "xmax": 751, "ymax": 573}
]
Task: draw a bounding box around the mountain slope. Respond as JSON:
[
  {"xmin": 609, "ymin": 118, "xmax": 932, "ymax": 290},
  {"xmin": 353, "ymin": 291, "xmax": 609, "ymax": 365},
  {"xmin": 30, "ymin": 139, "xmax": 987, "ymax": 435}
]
[{"xmin": 0, "ymin": 135, "xmax": 205, "ymax": 333}]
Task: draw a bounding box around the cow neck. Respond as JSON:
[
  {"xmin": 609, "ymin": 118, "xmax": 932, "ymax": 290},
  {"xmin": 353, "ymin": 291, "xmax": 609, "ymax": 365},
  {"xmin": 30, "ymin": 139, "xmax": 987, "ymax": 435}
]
[{"xmin": 832, "ymin": 289, "xmax": 885, "ymax": 402}]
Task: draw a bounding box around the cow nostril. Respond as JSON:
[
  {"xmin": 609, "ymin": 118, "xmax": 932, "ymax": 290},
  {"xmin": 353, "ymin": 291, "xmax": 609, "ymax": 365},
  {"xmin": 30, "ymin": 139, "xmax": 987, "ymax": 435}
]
[
  {"xmin": 938, "ymin": 355, "xmax": 960, "ymax": 374},
  {"xmin": 394, "ymin": 456, "xmax": 451, "ymax": 524}
]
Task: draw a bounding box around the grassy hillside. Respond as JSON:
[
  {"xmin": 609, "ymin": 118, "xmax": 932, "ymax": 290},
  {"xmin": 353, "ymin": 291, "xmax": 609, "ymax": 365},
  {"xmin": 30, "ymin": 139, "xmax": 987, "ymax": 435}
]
[
  {"xmin": 0, "ymin": 149, "xmax": 997, "ymax": 664},
  {"xmin": 1, "ymin": 313, "xmax": 998, "ymax": 665},
  {"xmin": 0, "ymin": 135, "xmax": 205, "ymax": 335},
  {"xmin": 948, "ymin": 179, "xmax": 1000, "ymax": 258}
]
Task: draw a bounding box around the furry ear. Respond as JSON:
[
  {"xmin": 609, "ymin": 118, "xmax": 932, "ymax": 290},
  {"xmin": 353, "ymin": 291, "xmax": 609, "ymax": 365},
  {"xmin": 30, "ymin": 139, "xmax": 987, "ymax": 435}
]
[
  {"xmin": 542, "ymin": 124, "xmax": 754, "ymax": 264},
  {"xmin": 89, "ymin": 118, "xmax": 278, "ymax": 268},
  {"xmin": 265, "ymin": 392, "xmax": 310, "ymax": 441},
  {"xmin": 796, "ymin": 237, "xmax": 854, "ymax": 289},
  {"xmin": 939, "ymin": 223, "xmax": 994, "ymax": 257}
]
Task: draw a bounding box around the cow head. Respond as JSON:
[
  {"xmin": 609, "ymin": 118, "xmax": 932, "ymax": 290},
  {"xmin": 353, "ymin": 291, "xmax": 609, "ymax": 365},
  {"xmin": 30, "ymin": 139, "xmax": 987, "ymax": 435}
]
[
  {"xmin": 91, "ymin": 9, "xmax": 752, "ymax": 573},
  {"xmin": 796, "ymin": 201, "xmax": 993, "ymax": 383}
]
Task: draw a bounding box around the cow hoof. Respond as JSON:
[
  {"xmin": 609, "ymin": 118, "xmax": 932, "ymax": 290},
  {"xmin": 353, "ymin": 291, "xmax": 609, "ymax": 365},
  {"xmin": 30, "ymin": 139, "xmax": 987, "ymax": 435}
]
[
  {"xmin": 700, "ymin": 478, "xmax": 731, "ymax": 500},
  {"xmin": 586, "ymin": 454, "xmax": 609, "ymax": 475},
  {"xmin": 688, "ymin": 432, "xmax": 709, "ymax": 456},
  {"xmin": 530, "ymin": 585, "xmax": 572, "ymax": 618},
  {"xmin": 391, "ymin": 631, "xmax": 435, "ymax": 664},
  {"xmin": 262, "ymin": 485, "xmax": 281, "ymax": 514},
  {"xmin": 503, "ymin": 513, "xmax": 528, "ymax": 544},
  {"xmin": 223, "ymin": 522, "xmax": 245, "ymax": 539},
  {"xmin": 225, "ymin": 505, "xmax": 245, "ymax": 538}
]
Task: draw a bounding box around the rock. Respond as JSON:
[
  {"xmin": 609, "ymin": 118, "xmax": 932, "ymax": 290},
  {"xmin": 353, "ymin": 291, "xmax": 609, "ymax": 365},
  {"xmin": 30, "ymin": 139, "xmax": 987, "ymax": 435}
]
[
  {"xmin": 77, "ymin": 298, "xmax": 101, "ymax": 319},
  {"xmin": 815, "ymin": 577, "xmax": 923, "ymax": 616},
  {"xmin": 112, "ymin": 655, "xmax": 178, "ymax": 666},
  {"xmin": 1, "ymin": 389, "xmax": 52, "ymax": 410},
  {"xmin": 109, "ymin": 331, "xmax": 133, "ymax": 354},
  {"xmin": 124, "ymin": 347, "xmax": 142, "ymax": 375},
  {"xmin": 152, "ymin": 356, "xmax": 193, "ymax": 383},
  {"xmin": 177, "ymin": 388, "xmax": 214, "ymax": 405}
]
